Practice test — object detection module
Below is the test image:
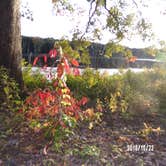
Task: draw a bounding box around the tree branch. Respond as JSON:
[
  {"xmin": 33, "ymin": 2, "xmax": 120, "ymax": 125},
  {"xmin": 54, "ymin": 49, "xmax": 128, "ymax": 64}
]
[{"xmin": 80, "ymin": 0, "xmax": 98, "ymax": 39}]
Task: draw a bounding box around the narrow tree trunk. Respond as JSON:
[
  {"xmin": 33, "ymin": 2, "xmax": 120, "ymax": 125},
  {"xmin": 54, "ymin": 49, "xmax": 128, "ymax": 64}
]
[{"xmin": 0, "ymin": 0, "xmax": 23, "ymax": 88}]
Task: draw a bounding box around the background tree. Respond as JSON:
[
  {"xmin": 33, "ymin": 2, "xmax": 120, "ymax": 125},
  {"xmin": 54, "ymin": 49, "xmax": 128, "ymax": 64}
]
[{"xmin": 52, "ymin": 0, "xmax": 153, "ymax": 58}]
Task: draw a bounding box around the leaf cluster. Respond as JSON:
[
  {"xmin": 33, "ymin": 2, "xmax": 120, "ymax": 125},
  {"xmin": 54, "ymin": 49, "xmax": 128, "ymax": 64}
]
[
  {"xmin": 51, "ymin": 0, "xmax": 153, "ymax": 42},
  {"xmin": 21, "ymin": 48, "xmax": 88, "ymax": 146},
  {"xmin": 0, "ymin": 66, "xmax": 21, "ymax": 111},
  {"xmin": 67, "ymin": 66, "xmax": 166, "ymax": 116}
]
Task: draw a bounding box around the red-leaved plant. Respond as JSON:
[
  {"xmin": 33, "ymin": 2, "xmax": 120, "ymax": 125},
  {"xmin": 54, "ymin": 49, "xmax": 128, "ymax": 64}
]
[{"xmin": 21, "ymin": 46, "xmax": 88, "ymax": 153}]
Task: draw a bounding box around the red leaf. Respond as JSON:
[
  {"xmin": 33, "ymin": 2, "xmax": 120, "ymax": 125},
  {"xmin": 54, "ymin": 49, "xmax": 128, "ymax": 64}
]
[
  {"xmin": 43, "ymin": 55, "xmax": 47, "ymax": 63},
  {"xmin": 53, "ymin": 106, "xmax": 59, "ymax": 115},
  {"xmin": 32, "ymin": 101, "xmax": 38, "ymax": 106},
  {"xmin": 64, "ymin": 58, "xmax": 71, "ymax": 74},
  {"xmin": 71, "ymin": 59, "xmax": 79, "ymax": 67},
  {"xmin": 57, "ymin": 89, "xmax": 62, "ymax": 96},
  {"xmin": 18, "ymin": 109, "xmax": 23, "ymax": 113},
  {"xmin": 73, "ymin": 68, "xmax": 80, "ymax": 76},
  {"xmin": 57, "ymin": 64, "xmax": 64, "ymax": 78},
  {"xmin": 53, "ymin": 80, "xmax": 58, "ymax": 87},
  {"xmin": 33, "ymin": 57, "xmax": 39, "ymax": 66},
  {"xmin": 128, "ymin": 56, "xmax": 137, "ymax": 63},
  {"xmin": 38, "ymin": 106, "xmax": 45, "ymax": 113},
  {"xmin": 49, "ymin": 49, "xmax": 57, "ymax": 58},
  {"xmin": 79, "ymin": 97, "xmax": 88, "ymax": 105}
]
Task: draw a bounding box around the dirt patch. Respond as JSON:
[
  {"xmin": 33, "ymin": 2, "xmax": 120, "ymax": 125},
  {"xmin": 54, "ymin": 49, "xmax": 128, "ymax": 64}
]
[{"xmin": 0, "ymin": 113, "xmax": 166, "ymax": 166}]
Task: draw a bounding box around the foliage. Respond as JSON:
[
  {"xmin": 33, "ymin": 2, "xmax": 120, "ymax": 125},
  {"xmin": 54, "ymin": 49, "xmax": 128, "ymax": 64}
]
[
  {"xmin": 105, "ymin": 42, "xmax": 132, "ymax": 58},
  {"xmin": 147, "ymin": 66, "xmax": 166, "ymax": 115},
  {"xmin": 67, "ymin": 68, "xmax": 102, "ymax": 105},
  {"xmin": 22, "ymin": 36, "xmax": 158, "ymax": 71},
  {"xmin": 114, "ymin": 67, "xmax": 166, "ymax": 115},
  {"xmin": 67, "ymin": 68, "xmax": 125, "ymax": 112},
  {"xmin": 52, "ymin": 0, "xmax": 153, "ymax": 43},
  {"xmin": 0, "ymin": 67, "xmax": 23, "ymax": 144},
  {"xmin": 67, "ymin": 67, "xmax": 166, "ymax": 117},
  {"xmin": 144, "ymin": 45, "xmax": 158, "ymax": 56},
  {"xmin": 71, "ymin": 40, "xmax": 91, "ymax": 65},
  {"xmin": 139, "ymin": 122, "xmax": 163, "ymax": 138},
  {"xmin": 55, "ymin": 40, "xmax": 80, "ymax": 59},
  {"xmin": 50, "ymin": 0, "xmax": 156, "ymax": 64},
  {"xmin": 22, "ymin": 59, "xmax": 166, "ymax": 147},
  {"xmin": 22, "ymin": 60, "xmax": 49, "ymax": 91},
  {"xmin": 21, "ymin": 48, "xmax": 88, "ymax": 148},
  {"xmin": 0, "ymin": 66, "xmax": 21, "ymax": 111},
  {"xmin": 23, "ymin": 62, "xmax": 166, "ymax": 120},
  {"xmin": 55, "ymin": 40, "xmax": 91, "ymax": 66}
]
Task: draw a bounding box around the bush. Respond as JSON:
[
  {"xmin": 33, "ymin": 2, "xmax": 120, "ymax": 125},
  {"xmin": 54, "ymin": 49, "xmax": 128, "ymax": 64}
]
[
  {"xmin": 21, "ymin": 52, "xmax": 88, "ymax": 149},
  {"xmin": 67, "ymin": 68, "xmax": 166, "ymax": 116},
  {"xmin": 67, "ymin": 68, "xmax": 101, "ymax": 100},
  {"xmin": 22, "ymin": 61, "xmax": 166, "ymax": 130},
  {"xmin": 155, "ymin": 81, "xmax": 166, "ymax": 114},
  {"xmin": 22, "ymin": 64, "xmax": 50, "ymax": 92},
  {"xmin": 67, "ymin": 69, "xmax": 124, "ymax": 108},
  {"xmin": 0, "ymin": 66, "xmax": 21, "ymax": 111}
]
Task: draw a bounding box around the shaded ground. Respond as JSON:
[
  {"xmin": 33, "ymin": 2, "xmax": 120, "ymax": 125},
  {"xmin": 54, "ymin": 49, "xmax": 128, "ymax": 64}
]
[{"xmin": 0, "ymin": 112, "xmax": 166, "ymax": 166}]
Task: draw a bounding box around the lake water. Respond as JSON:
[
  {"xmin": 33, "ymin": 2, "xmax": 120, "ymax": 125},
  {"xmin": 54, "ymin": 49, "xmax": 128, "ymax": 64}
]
[{"xmin": 24, "ymin": 67, "xmax": 147, "ymax": 80}]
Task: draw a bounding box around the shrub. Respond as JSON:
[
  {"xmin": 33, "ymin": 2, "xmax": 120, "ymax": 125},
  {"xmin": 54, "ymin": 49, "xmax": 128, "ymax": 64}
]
[
  {"xmin": 21, "ymin": 49, "xmax": 88, "ymax": 150},
  {"xmin": 22, "ymin": 60, "xmax": 50, "ymax": 91},
  {"xmin": 67, "ymin": 68, "xmax": 100, "ymax": 100},
  {"xmin": 68, "ymin": 68, "xmax": 166, "ymax": 116},
  {"xmin": 67, "ymin": 69, "xmax": 125, "ymax": 111},
  {"xmin": 21, "ymin": 57, "xmax": 166, "ymax": 144},
  {"xmin": 0, "ymin": 66, "xmax": 21, "ymax": 111},
  {"xmin": 155, "ymin": 81, "xmax": 166, "ymax": 114},
  {"xmin": 143, "ymin": 66, "xmax": 166, "ymax": 115}
]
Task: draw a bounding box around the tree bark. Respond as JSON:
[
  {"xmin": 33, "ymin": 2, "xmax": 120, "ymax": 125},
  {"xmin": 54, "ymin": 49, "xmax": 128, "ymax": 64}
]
[{"xmin": 0, "ymin": 0, "xmax": 23, "ymax": 88}]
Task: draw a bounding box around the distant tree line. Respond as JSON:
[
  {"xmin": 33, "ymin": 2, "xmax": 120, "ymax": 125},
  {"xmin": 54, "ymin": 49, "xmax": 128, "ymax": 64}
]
[{"xmin": 22, "ymin": 36, "xmax": 156, "ymax": 68}]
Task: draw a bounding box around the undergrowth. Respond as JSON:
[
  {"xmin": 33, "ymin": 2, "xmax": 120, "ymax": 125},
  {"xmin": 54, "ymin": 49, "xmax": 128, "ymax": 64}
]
[{"xmin": 0, "ymin": 66, "xmax": 21, "ymax": 112}]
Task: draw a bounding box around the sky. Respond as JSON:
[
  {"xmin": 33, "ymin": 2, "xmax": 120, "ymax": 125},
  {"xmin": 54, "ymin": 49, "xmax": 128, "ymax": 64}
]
[{"xmin": 21, "ymin": 0, "xmax": 166, "ymax": 48}]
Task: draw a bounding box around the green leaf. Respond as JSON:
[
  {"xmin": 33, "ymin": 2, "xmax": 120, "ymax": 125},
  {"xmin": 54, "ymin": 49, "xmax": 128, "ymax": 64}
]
[{"xmin": 4, "ymin": 87, "xmax": 9, "ymax": 95}]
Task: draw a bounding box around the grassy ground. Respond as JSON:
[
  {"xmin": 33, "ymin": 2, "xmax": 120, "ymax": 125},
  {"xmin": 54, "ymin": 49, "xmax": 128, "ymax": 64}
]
[{"xmin": 0, "ymin": 111, "xmax": 166, "ymax": 166}]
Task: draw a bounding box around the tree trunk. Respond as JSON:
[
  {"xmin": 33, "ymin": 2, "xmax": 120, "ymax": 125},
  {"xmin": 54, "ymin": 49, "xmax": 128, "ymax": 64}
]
[{"xmin": 0, "ymin": 0, "xmax": 23, "ymax": 88}]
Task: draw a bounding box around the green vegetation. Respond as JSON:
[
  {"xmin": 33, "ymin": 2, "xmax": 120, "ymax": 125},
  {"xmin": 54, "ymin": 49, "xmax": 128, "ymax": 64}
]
[
  {"xmin": 0, "ymin": 0, "xmax": 165, "ymax": 164},
  {"xmin": 0, "ymin": 66, "xmax": 21, "ymax": 111},
  {"xmin": 0, "ymin": 63, "xmax": 166, "ymax": 165},
  {"xmin": 67, "ymin": 67, "xmax": 166, "ymax": 116},
  {"xmin": 22, "ymin": 66, "xmax": 47, "ymax": 91}
]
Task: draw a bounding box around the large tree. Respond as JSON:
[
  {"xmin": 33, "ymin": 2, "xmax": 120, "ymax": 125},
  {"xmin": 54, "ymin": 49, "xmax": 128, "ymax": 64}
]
[{"xmin": 0, "ymin": 0, "xmax": 23, "ymax": 88}]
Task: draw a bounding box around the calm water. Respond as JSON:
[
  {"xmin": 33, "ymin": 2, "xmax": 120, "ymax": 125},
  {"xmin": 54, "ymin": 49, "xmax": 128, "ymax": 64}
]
[{"xmin": 24, "ymin": 67, "xmax": 146, "ymax": 80}]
